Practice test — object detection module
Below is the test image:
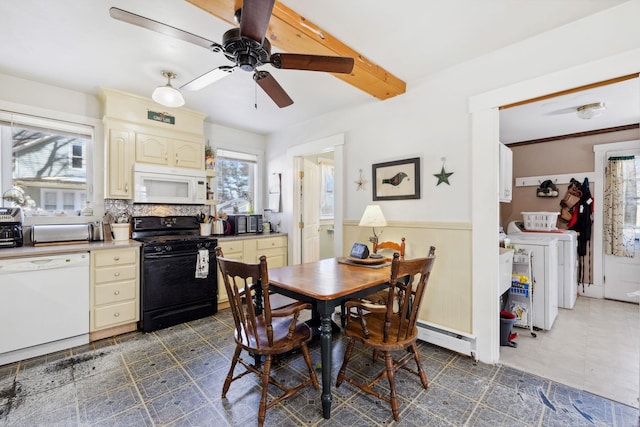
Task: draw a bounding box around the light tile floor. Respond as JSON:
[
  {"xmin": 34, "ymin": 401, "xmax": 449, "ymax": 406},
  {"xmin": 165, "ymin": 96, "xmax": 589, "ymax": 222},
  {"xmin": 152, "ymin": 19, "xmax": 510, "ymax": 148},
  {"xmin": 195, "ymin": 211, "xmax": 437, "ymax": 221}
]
[
  {"xmin": 1, "ymin": 307, "xmax": 638, "ymax": 426},
  {"xmin": 500, "ymin": 295, "xmax": 640, "ymax": 409}
]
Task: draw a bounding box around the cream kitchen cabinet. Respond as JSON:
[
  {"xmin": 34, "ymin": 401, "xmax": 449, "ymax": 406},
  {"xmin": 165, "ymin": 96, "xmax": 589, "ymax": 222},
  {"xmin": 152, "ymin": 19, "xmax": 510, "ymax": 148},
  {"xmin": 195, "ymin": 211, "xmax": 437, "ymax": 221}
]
[
  {"xmin": 90, "ymin": 247, "xmax": 140, "ymax": 338},
  {"xmin": 216, "ymin": 240, "xmax": 245, "ymax": 305},
  {"xmin": 135, "ymin": 133, "xmax": 203, "ymax": 170},
  {"xmin": 216, "ymin": 235, "xmax": 288, "ymax": 305},
  {"xmin": 499, "ymin": 142, "xmax": 513, "ymax": 203},
  {"xmin": 106, "ymin": 128, "xmax": 134, "ymax": 199},
  {"xmin": 253, "ymin": 236, "xmax": 288, "ymax": 267}
]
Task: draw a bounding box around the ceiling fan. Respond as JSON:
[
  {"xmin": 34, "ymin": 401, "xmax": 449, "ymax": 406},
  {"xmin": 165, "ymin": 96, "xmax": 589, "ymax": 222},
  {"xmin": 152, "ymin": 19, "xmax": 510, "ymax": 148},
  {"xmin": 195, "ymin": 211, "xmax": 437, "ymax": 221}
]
[{"xmin": 109, "ymin": 0, "xmax": 355, "ymax": 108}]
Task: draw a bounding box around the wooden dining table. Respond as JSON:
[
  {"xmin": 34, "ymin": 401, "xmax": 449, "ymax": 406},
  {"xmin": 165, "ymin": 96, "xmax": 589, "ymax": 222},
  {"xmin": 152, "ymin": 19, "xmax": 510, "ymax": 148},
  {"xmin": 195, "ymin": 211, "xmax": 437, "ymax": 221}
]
[{"xmin": 267, "ymin": 257, "xmax": 391, "ymax": 420}]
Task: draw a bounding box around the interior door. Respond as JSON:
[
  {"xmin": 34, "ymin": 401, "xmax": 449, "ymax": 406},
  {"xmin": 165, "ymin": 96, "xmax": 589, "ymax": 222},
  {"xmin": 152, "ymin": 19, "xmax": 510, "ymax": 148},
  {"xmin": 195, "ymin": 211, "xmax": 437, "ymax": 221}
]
[
  {"xmin": 301, "ymin": 159, "xmax": 320, "ymax": 263},
  {"xmin": 603, "ymin": 149, "xmax": 640, "ymax": 303}
]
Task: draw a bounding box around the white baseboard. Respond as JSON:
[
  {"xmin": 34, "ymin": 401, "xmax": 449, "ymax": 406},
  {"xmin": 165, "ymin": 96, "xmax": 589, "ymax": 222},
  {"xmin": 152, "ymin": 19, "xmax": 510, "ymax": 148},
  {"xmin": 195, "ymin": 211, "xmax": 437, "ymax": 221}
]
[{"xmin": 417, "ymin": 321, "xmax": 475, "ymax": 358}]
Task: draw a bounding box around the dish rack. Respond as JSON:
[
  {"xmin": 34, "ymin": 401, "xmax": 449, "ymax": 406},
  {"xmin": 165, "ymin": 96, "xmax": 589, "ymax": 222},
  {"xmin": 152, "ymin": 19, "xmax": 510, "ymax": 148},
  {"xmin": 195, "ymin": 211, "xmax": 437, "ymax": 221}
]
[{"xmin": 509, "ymin": 249, "xmax": 537, "ymax": 338}]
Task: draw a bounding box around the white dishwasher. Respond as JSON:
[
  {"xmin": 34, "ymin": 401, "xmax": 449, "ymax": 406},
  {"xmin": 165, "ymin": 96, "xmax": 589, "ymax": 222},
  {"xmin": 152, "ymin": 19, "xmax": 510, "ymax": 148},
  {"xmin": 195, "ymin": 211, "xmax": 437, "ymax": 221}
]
[{"xmin": 0, "ymin": 252, "xmax": 90, "ymax": 365}]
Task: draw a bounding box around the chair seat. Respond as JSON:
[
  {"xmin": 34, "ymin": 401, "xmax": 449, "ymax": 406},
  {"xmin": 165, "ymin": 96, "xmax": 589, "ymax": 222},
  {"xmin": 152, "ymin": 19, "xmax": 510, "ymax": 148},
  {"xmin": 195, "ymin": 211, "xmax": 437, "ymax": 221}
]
[
  {"xmin": 237, "ymin": 316, "xmax": 312, "ymax": 355},
  {"xmin": 343, "ymin": 312, "xmax": 417, "ymax": 351}
]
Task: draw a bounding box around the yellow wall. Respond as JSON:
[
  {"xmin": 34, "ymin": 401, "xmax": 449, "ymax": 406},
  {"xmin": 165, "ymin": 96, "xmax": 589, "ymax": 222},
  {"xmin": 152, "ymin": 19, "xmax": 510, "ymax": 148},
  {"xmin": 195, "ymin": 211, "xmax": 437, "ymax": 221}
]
[{"xmin": 343, "ymin": 220, "xmax": 472, "ymax": 334}]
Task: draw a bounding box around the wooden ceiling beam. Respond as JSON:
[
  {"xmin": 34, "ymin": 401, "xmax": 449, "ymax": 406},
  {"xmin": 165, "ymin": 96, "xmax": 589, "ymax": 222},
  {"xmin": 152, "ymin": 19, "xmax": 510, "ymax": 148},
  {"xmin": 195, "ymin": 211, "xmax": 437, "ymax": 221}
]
[{"xmin": 186, "ymin": 0, "xmax": 406, "ymax": 100}]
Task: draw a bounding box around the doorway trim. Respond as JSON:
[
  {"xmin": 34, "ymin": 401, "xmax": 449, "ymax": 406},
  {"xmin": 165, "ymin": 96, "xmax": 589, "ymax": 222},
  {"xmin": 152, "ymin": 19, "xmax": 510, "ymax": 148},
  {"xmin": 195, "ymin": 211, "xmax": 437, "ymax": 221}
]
[
  {"xmin": 287, "ymin": 134, "xmax": 345, "ymax": 264},
  {"xmin": 593, "ymin": 139, "xmax": 640, "ymax": 300},
  {"xmin": 469, "ymin": 49, "xmax": 640, "ymax": 363}
]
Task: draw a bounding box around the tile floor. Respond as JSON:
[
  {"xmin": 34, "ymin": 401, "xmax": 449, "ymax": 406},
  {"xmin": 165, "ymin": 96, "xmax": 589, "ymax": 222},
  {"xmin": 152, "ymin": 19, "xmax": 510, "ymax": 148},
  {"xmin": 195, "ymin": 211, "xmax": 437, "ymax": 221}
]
[
  {"xmin": 1, "ymin": 307, "xmax": 638, "ymax": 426},
  {"xmin": 500, "ymin": 295, "xmax": 639, "ymax": 409}
]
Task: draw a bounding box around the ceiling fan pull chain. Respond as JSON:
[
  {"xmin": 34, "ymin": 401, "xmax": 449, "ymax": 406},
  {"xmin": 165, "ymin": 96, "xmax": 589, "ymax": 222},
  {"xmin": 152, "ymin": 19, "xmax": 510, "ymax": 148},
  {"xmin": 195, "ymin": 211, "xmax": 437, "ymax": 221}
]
[{"xmin": 254, "ymin": 80, "xmax": 258, "ymax": 109}]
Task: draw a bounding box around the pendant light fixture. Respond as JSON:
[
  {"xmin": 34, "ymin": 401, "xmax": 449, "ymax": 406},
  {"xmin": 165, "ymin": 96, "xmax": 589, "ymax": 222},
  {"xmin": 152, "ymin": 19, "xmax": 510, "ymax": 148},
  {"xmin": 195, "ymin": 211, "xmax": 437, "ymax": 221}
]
[{"xmin": 152, "ymin": 71, "xmax": 185, "ymax": 108}]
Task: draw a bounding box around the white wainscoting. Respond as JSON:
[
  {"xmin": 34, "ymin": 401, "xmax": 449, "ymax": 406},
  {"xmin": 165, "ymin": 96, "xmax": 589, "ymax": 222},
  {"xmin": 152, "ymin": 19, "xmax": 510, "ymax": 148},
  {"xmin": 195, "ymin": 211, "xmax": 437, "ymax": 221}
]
[{"xmin": 343, "ymin": 221, "xmax": 473, "ymax": 341}]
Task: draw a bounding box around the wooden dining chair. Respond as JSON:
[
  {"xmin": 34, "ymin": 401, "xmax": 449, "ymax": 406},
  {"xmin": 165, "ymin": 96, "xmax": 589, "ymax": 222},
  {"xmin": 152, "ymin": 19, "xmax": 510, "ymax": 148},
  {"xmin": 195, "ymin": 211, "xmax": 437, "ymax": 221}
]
[
  {"xmin": 373, "ymin": 237, "xmax": 406, "ymax": 258},
  {"xmin": 336, "ymin": 247, "xmax": 436, "ymax": 421},
  {"xmin": 340, "ymin": 238, "xmax": 407, "ymax": 326},
  {"xmin": 215, "ymin": 247, "xmax": 319, "ymax": 427}
]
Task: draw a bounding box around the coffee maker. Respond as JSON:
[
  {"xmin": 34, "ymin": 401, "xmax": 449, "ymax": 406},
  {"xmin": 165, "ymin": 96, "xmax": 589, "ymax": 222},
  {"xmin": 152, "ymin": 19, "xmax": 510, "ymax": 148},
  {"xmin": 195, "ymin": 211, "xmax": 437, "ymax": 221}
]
[{"xmin": 0, "ymin": 207, "xmax": 24, "ymax": 248}]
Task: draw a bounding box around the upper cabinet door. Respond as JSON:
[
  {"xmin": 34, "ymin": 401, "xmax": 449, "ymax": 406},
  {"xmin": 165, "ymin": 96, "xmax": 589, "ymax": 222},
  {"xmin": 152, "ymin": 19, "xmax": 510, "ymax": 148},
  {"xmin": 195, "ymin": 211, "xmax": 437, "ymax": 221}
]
[
  {"xmin": 172, "ymin": 139, "xmax": 203, "ymax": 169},
  {"xmin": 499, "ymin": 143, "xmax": 513, "ymax": 203},
  {"xmin": 135, "ymin": 133, "xmax": 169, "ymax": 166},
  {"xmin": 106, "ymin": 129, "xmax": 133, "ymax": 199}
]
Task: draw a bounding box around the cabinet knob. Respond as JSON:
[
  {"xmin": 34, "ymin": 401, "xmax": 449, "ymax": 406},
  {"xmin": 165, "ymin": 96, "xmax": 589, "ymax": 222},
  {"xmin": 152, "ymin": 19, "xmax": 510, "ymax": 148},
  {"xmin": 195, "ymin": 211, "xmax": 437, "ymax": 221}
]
[
  {"xmin": 114, "ymin": 290, "xmax": 120, "ymax": 295},
  {"xmin": 125, "ymin": 183, "xmax": 129, "ymax": 192},
  {"xmin": 114, "ymin": 272, "xmax": 120, "ymax": 277},
  {"xmin": 114, "ymin": 256, "xmax": 120, "ymax": 261},
  {"xmin": 114, "ymin": 312, "xmax": 120, "ymax": 318}
]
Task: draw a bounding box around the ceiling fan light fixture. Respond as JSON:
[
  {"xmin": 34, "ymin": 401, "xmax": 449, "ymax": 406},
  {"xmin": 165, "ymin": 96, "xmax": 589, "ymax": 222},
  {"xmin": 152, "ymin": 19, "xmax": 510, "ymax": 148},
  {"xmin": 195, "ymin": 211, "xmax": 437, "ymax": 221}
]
[
  {"xmin": 576, "ymin": 102, "xmax": 606, "ymax": 120},
  {"xmin": 152, "ymin": 71, "xmax": 185, "ymax": 108}
]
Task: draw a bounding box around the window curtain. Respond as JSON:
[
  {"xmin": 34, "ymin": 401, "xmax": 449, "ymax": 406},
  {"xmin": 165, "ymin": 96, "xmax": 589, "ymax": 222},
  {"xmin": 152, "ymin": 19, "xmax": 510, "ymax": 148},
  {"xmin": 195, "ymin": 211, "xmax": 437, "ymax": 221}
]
[{"xmin": 603, "ymin": 155, "xmax": 637, "ymax": 257}]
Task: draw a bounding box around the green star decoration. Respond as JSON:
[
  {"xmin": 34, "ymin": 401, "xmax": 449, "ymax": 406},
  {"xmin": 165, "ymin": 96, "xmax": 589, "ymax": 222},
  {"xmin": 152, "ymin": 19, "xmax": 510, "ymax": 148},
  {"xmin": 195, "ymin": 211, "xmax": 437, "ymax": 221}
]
[{"xmin": 433, "ymin": 166, "xmax": 453, "ymax": 186}]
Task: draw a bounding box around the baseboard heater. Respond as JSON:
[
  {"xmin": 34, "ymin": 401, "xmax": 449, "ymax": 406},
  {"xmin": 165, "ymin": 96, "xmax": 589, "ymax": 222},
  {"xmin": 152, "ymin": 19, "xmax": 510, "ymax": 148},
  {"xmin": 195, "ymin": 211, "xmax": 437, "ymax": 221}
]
[{"xmin": 417, "ymin": 321, "xmax": 476, "ymax": 359}]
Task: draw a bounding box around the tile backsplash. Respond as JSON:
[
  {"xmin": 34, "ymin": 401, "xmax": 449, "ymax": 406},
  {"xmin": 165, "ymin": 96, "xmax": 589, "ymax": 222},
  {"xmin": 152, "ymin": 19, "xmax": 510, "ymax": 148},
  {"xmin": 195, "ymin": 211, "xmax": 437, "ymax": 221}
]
[{"xmin": 104, "ymin": 199, "xmax": 208, "ymax": 222}]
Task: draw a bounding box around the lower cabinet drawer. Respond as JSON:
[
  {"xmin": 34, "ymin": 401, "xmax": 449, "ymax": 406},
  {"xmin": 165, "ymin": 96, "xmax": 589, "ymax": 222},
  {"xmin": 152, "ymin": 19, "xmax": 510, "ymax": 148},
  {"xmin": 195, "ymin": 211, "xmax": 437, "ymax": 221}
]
[
  {"xmin": 94, "ymin": 300, "xmax": 137, "ymax": 329},
  {"xmin": 218, "ymin": 240, "xmax": 244, "ymax": 255},
  {"xmin": 93, "ymin": 249, "xmax": 137, "ymax": 267},
  {"xmin": 257, "ymin": 236, "xmax": 285, "ymax": 250},
  {"xmin": 94, "ymin": 264, "xmax": 137, "ymax": 284},
  {"xmin": 95, "ymin": 280, "xmax": 136, "ymax": 305}
]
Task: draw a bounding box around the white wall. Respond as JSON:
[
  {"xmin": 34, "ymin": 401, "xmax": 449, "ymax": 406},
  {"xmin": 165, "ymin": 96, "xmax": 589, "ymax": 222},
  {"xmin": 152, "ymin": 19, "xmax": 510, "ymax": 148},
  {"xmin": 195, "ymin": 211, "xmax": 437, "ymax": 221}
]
[
  {"xmin": 266, "ymin": 1, "xmax": 640, "ymax": 362},
  {"xmin": 0, "ymin": 74, "xmax": 267, "ymax": 217}
]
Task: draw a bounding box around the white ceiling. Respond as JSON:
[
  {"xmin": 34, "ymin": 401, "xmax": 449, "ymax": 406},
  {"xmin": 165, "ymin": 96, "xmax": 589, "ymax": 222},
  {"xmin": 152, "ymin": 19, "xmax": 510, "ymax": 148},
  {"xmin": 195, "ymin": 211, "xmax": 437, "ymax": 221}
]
[
  {"xmin": 0, "ymin": 0, "xmax": 634, "ymax": 137},
  {"xmin": 500, "ymin": 77, "xmax": 640, "ymax": 144}
]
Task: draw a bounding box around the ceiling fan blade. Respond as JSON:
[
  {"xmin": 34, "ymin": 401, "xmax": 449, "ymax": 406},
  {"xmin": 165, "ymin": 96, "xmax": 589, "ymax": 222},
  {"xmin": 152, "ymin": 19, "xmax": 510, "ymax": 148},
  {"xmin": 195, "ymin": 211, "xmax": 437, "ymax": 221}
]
[
  {"xmin": 180, "ymin": 66, "xmax": 236, "ymax": 91},
  {"xmin": 239, "ymin": 0, "xmax": 275, "ymax": 43},
  {"xmin": 254, "ymin": 71, "xmax": 293, "ymax": 108},
  {"xmin": 270, "ymin": 53, "xmax": 354, "ymax": 74},
  {"xmin": 109, "ymin": 7, "xmax": 218, "ymax": 51}
]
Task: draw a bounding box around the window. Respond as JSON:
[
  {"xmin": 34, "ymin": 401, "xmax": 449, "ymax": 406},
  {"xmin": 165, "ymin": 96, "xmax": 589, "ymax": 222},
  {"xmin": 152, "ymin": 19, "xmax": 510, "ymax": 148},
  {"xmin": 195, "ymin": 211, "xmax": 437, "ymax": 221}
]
[
  {"xmin": 0, "ymin": 112, "xmax": 93, "ymax": 217},
  {"xmin": 215, "ymin": 149, "xmax": 257, "ymax": 214},
  {"xmin": 319, "ymin": 158, "xmax": 334, "ymax": 220}
]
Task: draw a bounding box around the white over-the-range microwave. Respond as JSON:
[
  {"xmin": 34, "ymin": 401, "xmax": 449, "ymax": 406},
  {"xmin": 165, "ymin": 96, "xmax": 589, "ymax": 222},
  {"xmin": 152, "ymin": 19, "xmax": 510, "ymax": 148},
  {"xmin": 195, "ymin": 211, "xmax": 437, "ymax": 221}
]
[{"xmin": 133, "ymin": 164, "xmax": 207, "ymax": 205}]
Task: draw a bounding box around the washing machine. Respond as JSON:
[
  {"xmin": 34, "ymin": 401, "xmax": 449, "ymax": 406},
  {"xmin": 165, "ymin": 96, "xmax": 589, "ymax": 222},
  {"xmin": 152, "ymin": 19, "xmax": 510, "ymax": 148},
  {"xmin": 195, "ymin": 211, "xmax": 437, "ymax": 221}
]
[{"xmin": 508, "ymin": 221, "xmax": 577, "ymax": 309}]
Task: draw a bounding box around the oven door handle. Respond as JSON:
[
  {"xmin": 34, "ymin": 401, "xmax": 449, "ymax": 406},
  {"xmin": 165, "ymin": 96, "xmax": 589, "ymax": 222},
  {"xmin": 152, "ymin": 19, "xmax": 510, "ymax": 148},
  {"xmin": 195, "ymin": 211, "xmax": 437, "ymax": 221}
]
[{"xmin": 144, "ymin": 251, "xmax": 209, "ymax": 260}]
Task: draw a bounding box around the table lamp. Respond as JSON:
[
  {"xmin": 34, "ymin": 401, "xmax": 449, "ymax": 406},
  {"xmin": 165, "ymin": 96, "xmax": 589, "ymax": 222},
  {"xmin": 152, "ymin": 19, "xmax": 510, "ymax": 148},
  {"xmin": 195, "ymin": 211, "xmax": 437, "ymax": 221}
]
[{"xmin": 359, "ymin": 204, "xmax": 387, "ymax": 258}]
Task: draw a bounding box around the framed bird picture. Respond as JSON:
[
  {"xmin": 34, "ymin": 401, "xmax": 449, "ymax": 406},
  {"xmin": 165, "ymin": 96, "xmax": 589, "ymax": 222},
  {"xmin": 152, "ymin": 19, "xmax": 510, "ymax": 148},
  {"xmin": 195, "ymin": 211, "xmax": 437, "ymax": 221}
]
[{"xmin": 372, "ymin": 157, "xmax": 420, "ymax": 200}]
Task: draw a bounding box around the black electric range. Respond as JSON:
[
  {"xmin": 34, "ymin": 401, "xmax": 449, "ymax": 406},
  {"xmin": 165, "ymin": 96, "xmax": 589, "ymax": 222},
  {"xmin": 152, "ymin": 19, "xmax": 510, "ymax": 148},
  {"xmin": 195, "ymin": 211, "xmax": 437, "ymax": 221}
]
[{"xmin": 132, "ymin": 216, "xmax": 218, "ymax": 332}]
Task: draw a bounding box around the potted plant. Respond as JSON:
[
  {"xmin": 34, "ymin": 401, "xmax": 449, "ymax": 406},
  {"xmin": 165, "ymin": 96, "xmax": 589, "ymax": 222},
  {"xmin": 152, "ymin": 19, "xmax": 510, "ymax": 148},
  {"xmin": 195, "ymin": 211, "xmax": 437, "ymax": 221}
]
[{"xmin": 204, "ymin": 145, "xmax": 215, "ymax": 169}]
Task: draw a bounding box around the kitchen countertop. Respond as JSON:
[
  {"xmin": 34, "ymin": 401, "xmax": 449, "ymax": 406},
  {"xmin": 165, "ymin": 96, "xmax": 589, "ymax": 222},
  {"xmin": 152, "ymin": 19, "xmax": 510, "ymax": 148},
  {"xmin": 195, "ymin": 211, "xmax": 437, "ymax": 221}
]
[
  {"xmin": 0, "ymin": 240, "xmax": 142, "ymax": 260},
  {"xmin": 215, "ymin": 232, "xmax": 287, "ymax": 242},
  {"xmin": 0, "ymin": 233, "xmax": 287, "ymax": 259}
]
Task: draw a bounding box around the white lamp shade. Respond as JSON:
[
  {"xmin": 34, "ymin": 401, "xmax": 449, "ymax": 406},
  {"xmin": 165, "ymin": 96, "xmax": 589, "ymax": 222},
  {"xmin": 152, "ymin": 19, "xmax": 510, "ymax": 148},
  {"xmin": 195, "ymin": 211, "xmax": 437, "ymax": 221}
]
[
  {"xmin": 359, "ymin": 205, "xmax": 387, "ymax": 227},
  {"xmin": 152, "ymin": 85, "xmax": 185, "ymax": 108}
]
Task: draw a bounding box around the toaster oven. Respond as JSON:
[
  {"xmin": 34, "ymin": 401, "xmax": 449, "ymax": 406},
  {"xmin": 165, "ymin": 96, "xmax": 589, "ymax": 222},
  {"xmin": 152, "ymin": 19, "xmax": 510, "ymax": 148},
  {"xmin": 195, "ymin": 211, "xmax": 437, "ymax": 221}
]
[{"xmin": 226, "ymin": 214, "xmax": 263, "ymax": 235}]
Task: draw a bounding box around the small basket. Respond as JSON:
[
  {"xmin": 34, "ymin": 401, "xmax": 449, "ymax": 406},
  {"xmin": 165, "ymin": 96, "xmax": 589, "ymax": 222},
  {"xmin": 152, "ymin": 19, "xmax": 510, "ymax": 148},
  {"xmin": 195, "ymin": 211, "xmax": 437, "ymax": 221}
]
[
  {"xmin": 521, "ymin": 211, "xmax": 559, "ymax": 231},
  {"xmin": 510, "ymin": 281, "xmax": 530, "ymax": 298}
]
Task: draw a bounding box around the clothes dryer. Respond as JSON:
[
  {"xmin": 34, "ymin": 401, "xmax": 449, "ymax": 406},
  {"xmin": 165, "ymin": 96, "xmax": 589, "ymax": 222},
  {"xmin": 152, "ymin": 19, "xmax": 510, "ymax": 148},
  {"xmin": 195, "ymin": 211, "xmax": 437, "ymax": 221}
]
[{"xmin": 508, "ymin": 221, "xmax": 577, "ymax": 309}]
